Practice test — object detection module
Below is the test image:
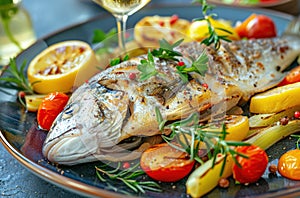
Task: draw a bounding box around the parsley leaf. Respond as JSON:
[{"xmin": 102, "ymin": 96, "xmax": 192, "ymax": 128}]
[
  {"xmin": 176, "ymin": 50, "xmax": 208, "ymax": 83},
  {"xmin": 109, "ymin": 54, "xmax": 130, "ymax": 66},
  {"xmin": 137, "ymin": 50, "xmax": 158, "ymax": 81}
]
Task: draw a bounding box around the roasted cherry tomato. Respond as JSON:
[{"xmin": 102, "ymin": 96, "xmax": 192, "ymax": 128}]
[
  {"xmin": 37, "ymin": 92, "xmax": 69, "ymax": 131},
  {"xmin": 278, "ymin": 65, "xmax": 300, "ymax": 86},
  {"xmin": 235, "ymin": 14, "xmax": 276, "ymax": 39},
  {"xmin": 278, "ymin": 149, "xmax": 300, "ymax": 180},
  {"xmin": 232, "ymin": 145, "xmax": 268, "ymax": 184},
  {"xmin": 140, "ymin": 143, "xmax": 195, "ymax": 182}
]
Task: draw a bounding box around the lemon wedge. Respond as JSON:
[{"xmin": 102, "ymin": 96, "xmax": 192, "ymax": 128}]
[
  {"xmin": 188, "ymin": 17, "xmax": 240, "ymax": 41},
  {"xmin": 27, "ymin": 40, "xmax": 99, "ymax": 94},
  {"xmin": 250, "ymin": 82, "xmax": 300, "ymax": 114}
]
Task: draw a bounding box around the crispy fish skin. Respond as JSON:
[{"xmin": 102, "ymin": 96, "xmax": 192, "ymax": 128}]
[{"xmin": 43, "ymin": 37, "xmax": 300, "ymax": 165}]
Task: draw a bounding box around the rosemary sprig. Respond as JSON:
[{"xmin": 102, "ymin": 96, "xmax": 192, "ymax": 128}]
[
  {"xmin": 0, "ymin": 58, "xmax": 35, "ymax": 94},
  {"xmin": 193, "ymin": 0, "xmax": 233, "ymax": 49},
  {"xmin": 155, "ymin": 107, "xmax": 250, "ymax": 175},
  {"xmin": 95, "ymin": 162, "xmax": 161, "ymax": 194}
]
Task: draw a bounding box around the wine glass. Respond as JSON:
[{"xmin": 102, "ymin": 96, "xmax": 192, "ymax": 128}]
[{"xmin": 92, "ymin": 0, "xmax": 151, "ymax": 51}]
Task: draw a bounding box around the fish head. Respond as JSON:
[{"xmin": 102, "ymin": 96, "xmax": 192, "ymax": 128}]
[{"xmin": 42, "ymin": 81, "xmax": 130, "ymax": 165}]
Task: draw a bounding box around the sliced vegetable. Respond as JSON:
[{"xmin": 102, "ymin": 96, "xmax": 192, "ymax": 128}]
[
  {"xmin": 25, "ymin": 94, "xmax": 47, "ymax": 112},
  {"xmin": 278, "ymin": 149, "xmax": 300, "ymax": 180},
  {"xmin": 249, "ymin": 82, "xmax": 300, "ymax": 113},
  {"xmin": 37, "ymin": 92, "xmax": 69, "ymax": 131},
  {"xmin": 27, "ymin": 40, "xmax": 99, "ymax": 94},
  {"xmin": 249, "ymin": 105, "xmax": 300, "ymax": 128},
  {"xmin": 140, "ymin": 143, "xmax": 195, "ymax": 182},
  {"xmin": 235, "ymin": 14, "xmax": 276, "ymax": 39},
  {"xmin": 232, "ymin": 145, "xmax": 268, "ymax": 184},
  {"xmin": 278, "ymin": 65, "xmax": 300, "ymax": 86},
  {"xmin": 186, "ymin": 154, "xmax": 233, "ymax": 198}
]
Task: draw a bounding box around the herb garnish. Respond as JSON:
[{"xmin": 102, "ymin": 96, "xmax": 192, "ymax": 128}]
[
  {"xmin": 193, "ymin": 0, "xmax": 232, "ymax": 49},
  {"xmin": 110, "ymin": 54, "xmax": 129, "ymax": 66},
  {"xmin": 137, "ymin": 39, "xmax": 208, "ymax": 82},
  {"xmin": 151, "ymin": 39, "xmax": 183, "ymax": 61},
  {"xmin": 95, "ymin": 162, "xmax": 161, "ymax": 194},
  {"xmin": 176, "ymin": 50, "xmax": 208, "ymax": 83},
  {"xmin": 155, "ymin": 107, "xmax": 250, "ymax": 175},
  {"xmin": 137, "ymin": 50, "xmax": 161, "ymax": 81}
]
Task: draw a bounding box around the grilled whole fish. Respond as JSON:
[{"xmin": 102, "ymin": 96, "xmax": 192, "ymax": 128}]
[{"xmin": 43, "ymin": 36, "xmax": 300, "ymax": 165}]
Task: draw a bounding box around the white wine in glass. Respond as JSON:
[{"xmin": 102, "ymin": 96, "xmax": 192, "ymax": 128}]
[{"xmin": 93, "ymin": 0, "xmax": 151, "ymax": 51}]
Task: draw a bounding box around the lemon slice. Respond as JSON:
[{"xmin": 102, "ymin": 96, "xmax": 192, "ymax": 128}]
[
  {"xmin": 250, "ymin": 82, "xmax": 300, "ymax": 114},
  {"xmin": 134, "ymin": 15, "xmax": 191, "ymax": 47},
  {"xmin": 27, "ymin": 40, "xmax": 99, "ymax": 94},
  {"xmin": 187, "ymin": 17, "xmax": 240, "ymax": 41}
]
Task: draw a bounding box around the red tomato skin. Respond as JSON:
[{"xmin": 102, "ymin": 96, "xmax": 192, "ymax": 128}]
[
  {"xmin": 278, "ymin": 65, "xmax": 300, "ymax": 86},
  {"xmin": 233, "ymin": 145, "xmax": 268, "ymax": 184},
  {"xmin": 140, "ymin": 143, "xmax": 195, "ymax": 182},
  {"xmin": 235, "ymin": 14, "xmax": 276, "ymax": 39},
  {"xmin": 37, "ymin": 92, "xmax": 69, "ymax": 131}
]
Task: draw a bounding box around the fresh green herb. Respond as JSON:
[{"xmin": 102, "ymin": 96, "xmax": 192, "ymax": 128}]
[
  {"xmin": 92, "ymin": 28, "xmax": 117, "ymax": 44},
  {"xmin": 193, "ymin": 0, "xmax": 232, "ymax": 49},
  {"xmin": 291, "ymin": 134, "xmax": 300, "ymax": 149},
  {"xmin": 176, "ymin": 50, "xmax": 208, "ymax": 83},
  {"xmin": 151, "ymin": 39, "xmax": 183, "ymax": 61},
  {"xmin": 95, "ymin": 162, "xmax": 161, "ymax": 194},
  {"xmin": 137, "ymin": 50, "xmax": 161, "ymax": 81},
  {"xmin": 110, "ymin": 54, "xmax": 129, "ymax": 66},
  {"xmin": 155, "ymin": 107, "xmax": 250, "ymax": 175},
  {"xmin": 0, "ymin": 58, "xmax": 35, "ymax": 94},
  {"xmin": 0, "ymin": 0, "xmax": 22, "ymax": 50},
  {"xmin": 0, "ymin": 58, "xmax": 37, "ymax": 106}
]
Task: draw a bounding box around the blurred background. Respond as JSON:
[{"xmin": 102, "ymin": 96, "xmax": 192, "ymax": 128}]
[{"xmin": 0, "ymin": 0, "xmax": 299, "ymax": 197}]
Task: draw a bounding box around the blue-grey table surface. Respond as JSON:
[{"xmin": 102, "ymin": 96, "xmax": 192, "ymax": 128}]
[{"xmin": 0, "ymin": 0, "xmax": 299, "ymax": 197}]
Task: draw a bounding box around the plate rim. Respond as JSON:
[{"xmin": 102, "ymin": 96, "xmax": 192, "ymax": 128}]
[{"xmin": 0, "ymin": 2, "xmax": 299, "ymax": 198}]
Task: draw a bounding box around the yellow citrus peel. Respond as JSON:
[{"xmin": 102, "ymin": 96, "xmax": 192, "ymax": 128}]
[{"xmin": 27, "ymin": 40, "xmax": 99, "ymax": 94}]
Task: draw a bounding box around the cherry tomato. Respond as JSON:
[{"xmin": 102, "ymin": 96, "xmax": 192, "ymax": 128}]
[
  {"xmin": 278, "ymin": 65, "xmax": 300, "ymax": 86},
  {"xmin": 37, "ymin": 92, "xmax": 69, "ymax": 131},
  {"xmin": 232, "ymin": 145, "xmax": 268, "ymax": 184},
  {"xmin": 235, "ymin": 14, "xmax": 276, "ymax": 39},
  {"xmin": 140, "ymin": 143, "xmax": 195, "ymax": 182},
  {"xmin": 278, "ymin": 149, "xmax": 300, "ymax": 180}
]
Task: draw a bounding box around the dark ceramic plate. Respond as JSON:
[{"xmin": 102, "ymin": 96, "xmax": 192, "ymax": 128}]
[{"xmin": 1, "ymin": 4, "xmax": 300, "ymax": 198}]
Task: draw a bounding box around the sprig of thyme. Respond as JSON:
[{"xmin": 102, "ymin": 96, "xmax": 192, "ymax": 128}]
[
  {"xmin": 95, "ymin": 162, "xmax": 161, "ymax": 194},
  {"xmin": 193, "ymin": 0, "xmax": 232, "ymax": 49},
  {"xmin": 155, "ymin": 107, "xmax": 250, "ymax": 175}
]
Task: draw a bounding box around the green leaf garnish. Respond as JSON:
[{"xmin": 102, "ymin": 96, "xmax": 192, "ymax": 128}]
[
  {"xmin": 175, "ymin": 50, "xmax": 208, "ymax": 83},
  {"xmin": 151, "ymin": 38, "xmax": 183, "ymax": 61},
  {"xmin": 137, "ymin": 50, "xmax": 158, "ymax": 81}
]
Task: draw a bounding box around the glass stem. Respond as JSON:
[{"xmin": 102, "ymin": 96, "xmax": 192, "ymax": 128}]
[{"xmin": 115, "ymin": 14, "xmax": 128, "ymax": 52}]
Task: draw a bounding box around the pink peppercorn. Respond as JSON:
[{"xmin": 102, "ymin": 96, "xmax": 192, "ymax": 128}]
[
  {"xmin": 294, "ymin": 111, "xmax": 300, "ymax": 119},
  {"xmin": 178, "ymin": 61, "xmax": 185, "ymax": 66},
  {"xmin": 129, "ymin": 73, "xmax": 136, "ymax": 80}
]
